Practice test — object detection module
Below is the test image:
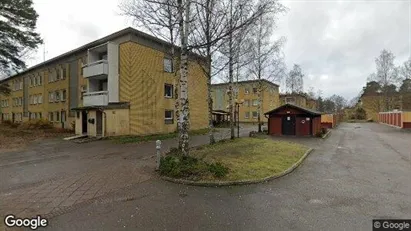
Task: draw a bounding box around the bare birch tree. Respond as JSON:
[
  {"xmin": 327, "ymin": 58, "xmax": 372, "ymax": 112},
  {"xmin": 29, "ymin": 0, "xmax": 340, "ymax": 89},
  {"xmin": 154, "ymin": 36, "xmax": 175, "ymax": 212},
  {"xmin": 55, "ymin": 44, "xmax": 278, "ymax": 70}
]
[
  {"xmin": 400, "ymin": 57, "xmax": 411, "ymax": 80},
  {"xmin": 246, "ymin": 1, "xmax": 286, "ymax": 132},
  {"xmin": 371, "ymin": 49, "xmax": 400, "ymax": 111},
  {"xmin": 286, "ymin": 64, "xmax": 304, "ymax": 94},
  {"xmin": 215, "ymin": 0, "xmax": 282, "ymax": 138}
]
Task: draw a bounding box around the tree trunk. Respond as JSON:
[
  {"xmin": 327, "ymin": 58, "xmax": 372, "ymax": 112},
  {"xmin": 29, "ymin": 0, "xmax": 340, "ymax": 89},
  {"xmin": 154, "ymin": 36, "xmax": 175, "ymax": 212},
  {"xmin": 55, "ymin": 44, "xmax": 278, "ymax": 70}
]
[
  {"xmin": 206, "ymin": 55, "xmax": 215, "ymax": 144},
  {"xmin": 178, "ymin": 0, "xmax": 190, "ymax": 155},
  {"xmin": 228, "ymin": 0, "xmax": 234, "ymax": 140},
  {"xmin": 205, "ymin": 0, "xmax": 215, "ymax": 144},
  {"xmin": 257, "ymin": 82, "xmax": 262, "ymax": 132}
]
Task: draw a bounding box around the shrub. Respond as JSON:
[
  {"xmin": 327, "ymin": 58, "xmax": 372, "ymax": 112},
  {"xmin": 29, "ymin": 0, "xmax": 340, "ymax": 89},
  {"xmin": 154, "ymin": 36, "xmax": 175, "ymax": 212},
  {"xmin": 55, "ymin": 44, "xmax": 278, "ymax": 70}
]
[
  {"xmin": 2, "ymin": 120, "xmax": 13, "ymax": 126},
  {"xmin": 249, "ymin": 131, "xmax": 257, "ymax": 137},
  {"xmin": 208, "ymin": 162, "xmax": 229, "ymax": 178},
  {"xmin": 19, "ymin": 119, "xmax": 53, "ymax": 129},
  {"xmin": 160, "ymin": 155, "xmax": 228, "ymax": 179}
]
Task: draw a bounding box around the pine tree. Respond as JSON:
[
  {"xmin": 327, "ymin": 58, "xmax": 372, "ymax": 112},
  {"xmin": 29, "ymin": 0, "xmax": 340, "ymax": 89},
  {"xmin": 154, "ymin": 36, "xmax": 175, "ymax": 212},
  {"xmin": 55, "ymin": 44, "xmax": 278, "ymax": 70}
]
[{"xmin": 0, "ymin": 0, "xmax": 43, "ymax": 76}]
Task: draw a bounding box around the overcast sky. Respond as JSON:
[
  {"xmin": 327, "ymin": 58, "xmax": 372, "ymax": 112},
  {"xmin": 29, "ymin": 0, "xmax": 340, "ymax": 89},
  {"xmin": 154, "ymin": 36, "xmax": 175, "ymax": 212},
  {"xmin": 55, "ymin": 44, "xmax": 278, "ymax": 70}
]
[{"xmin": 28, "ymin": 0, "xmax": 411, "ymax": 100}]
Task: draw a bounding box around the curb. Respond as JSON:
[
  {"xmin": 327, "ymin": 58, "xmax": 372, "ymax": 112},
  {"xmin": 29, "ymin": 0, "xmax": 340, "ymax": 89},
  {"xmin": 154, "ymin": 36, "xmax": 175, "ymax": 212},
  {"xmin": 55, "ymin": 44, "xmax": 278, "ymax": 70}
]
[
  {"xmin": 161, "ymin": 148, "xmax": 314, "ymax": 187},
  {"xmin": 321, "ymin": 130, "xmax": 332, "ymax": 139}
]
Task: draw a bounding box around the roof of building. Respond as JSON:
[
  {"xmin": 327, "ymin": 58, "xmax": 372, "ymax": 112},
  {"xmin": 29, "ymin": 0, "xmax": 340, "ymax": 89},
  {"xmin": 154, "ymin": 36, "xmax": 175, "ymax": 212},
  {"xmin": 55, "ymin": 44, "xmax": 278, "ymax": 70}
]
[
  {"xmin": 1, "ymin": 27, "xmax": 205, "ymax": 83},
  {"xmin": 264, "ymin": 103, "xmax": 322, "ymax": 116},
  {"xmin": 211, "ymin": 79, "xmax": 279, "ymax": 88}
]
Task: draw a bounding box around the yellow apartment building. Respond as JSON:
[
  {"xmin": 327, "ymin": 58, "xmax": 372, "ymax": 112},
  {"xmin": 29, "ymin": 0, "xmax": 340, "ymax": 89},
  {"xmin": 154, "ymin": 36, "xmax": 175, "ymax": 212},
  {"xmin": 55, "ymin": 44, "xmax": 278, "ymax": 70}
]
[
  {"xmin": 279, "ymin": 93, "xmax": 318, "ymax": 111},
  {"xmin": 0, "ymin": 27, "xmax": 208, "ymax": 137},
  {"xmin": 211, "ymin": 80, "xmax": 280, "ymax": 123}
]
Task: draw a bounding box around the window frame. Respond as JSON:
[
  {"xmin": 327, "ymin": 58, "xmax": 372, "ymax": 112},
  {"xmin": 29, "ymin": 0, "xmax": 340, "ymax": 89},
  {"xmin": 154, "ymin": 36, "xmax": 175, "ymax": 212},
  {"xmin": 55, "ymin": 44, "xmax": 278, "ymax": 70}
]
[
  {"xmin": 252, "ymin": 99, "xmax": 259, "ymax": 106},
  {"xmin": 163, "ymin": 58, "xmax": 173, "ymax": 73},
  {"xmin": 164, "ymin": 84, "xmax": 173, "ymax": 98},
  {"xmin": 164, "ymin": 110, "xmax": 174, "ymax": 124}
]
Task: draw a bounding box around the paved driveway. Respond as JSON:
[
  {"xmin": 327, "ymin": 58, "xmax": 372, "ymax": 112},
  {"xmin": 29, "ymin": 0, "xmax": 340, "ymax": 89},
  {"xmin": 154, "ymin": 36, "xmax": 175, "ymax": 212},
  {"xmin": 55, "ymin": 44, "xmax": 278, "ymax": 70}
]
[
  {"xmin": 39, "ymin": 123, "xmax": 411, "ymax": 231},
  {"xmin": 0, "ymin": 127, "xmax": 256, "ymax": 227}
]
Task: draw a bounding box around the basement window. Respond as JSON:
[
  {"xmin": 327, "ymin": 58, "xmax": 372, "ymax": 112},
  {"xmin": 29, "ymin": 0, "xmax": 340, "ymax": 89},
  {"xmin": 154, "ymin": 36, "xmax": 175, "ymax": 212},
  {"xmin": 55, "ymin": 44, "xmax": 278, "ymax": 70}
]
[{"xmin": 165, "ymin": 110, "xmax": 174, "ymax": 124}]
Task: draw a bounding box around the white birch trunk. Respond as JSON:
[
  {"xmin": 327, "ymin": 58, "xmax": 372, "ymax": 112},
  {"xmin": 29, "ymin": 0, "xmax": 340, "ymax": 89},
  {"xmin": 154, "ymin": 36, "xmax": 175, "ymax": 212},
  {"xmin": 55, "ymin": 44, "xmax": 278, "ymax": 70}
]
[{"xmin": 178, "ymin": 0, "xmax": 190, "ymax": 155}]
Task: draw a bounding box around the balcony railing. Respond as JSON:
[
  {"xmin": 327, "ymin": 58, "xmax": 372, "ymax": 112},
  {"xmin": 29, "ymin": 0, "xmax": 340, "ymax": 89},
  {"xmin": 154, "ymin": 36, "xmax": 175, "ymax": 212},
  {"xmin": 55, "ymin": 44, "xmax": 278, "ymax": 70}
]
[
  {"xmin": 83, "ymin": 60, "xmax": 108, "ymax": 78},
  {"xmin": 83, "ymin": 91, "xmax": 109, "ymax": 106}
]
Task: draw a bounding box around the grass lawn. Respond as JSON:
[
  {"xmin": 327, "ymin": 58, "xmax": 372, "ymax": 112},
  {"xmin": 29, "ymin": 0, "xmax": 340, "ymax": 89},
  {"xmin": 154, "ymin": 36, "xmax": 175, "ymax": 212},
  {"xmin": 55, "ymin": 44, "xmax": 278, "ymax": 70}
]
[
  {"xmin": 162, "ymin": 137, "xmax": 309, "ymax": 182},
  {"xmin": 111, "ymin": 128, "xmax": 216, "ymax": 144}
]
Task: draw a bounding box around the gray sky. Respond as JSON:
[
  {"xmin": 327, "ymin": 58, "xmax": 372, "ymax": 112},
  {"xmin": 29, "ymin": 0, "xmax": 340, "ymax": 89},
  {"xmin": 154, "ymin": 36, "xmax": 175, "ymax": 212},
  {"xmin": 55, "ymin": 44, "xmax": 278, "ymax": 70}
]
[{"xmin": 28, "ymin": 0, "xmax": 411, "ymax": 100}]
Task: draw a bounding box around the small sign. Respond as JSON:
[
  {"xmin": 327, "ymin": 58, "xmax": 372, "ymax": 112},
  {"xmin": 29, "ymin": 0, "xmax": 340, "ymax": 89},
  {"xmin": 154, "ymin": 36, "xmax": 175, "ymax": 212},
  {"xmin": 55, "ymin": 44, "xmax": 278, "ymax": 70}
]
[
  {"xmin": 287, "ymin": 117, "xmax": 290, "ymax": 121},
  {"xmin": 301, "ymin": 120, "xmax": 305, "ymax": 124},
  {"xmin": 306, "ymin": 117, "xmax": 310, "ymax": 121}
]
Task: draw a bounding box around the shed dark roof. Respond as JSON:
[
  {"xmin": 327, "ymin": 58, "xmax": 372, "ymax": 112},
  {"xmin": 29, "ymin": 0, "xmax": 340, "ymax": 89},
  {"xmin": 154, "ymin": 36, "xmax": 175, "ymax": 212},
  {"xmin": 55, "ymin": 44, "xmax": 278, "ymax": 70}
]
[{"xmin": 264, "ymin": 103, "xmax": 322, "ymax": 116}]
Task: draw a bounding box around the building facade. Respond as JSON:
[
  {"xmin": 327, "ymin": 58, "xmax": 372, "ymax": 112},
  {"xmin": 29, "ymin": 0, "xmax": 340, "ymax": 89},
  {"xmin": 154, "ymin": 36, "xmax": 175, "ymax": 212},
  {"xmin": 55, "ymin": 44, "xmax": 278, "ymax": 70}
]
[
  {"xmin": 0, "ymin": 27, "xmax": 208, "ymax": 137},
  {"xmin": 279, "ymin": 93, "xmax": 317, "ymax": 110},
  {"xmin": 211, "ymin": 80, "xmax": 280, "ymax": 123}
]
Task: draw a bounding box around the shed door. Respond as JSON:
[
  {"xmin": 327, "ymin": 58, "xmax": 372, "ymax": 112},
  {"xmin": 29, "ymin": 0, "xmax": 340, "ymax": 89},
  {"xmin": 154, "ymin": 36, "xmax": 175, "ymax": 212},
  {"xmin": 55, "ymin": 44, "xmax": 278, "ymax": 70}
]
[{"xmin": 282, "ymin": 115, "xmax": 296, "ymax": 135}]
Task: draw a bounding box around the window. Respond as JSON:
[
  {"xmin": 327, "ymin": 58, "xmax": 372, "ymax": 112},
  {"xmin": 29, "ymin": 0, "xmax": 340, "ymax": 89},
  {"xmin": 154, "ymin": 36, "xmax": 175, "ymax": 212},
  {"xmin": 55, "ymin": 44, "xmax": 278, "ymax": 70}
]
[
  {"xmin": 244, "ymin": 100, "xmax": 250, "ymax": 107},
  {"xmin": 244, "ymin": 88, "xmax": 250, "ymax": 94},
  {"xmin": 252, "ymin": 111, "xmax": 258, "ymax": 118},
  {"xmin": 33, "ymin": 76, "xmax": 37, "ymax": 86},
  {"xmin": 48, "ymin": 112, "xmax": 54, "ymax": 122},
  {"xmin": 164, "ymin": 84, "xmax": 173, "ymax": 98},
  {"xmin": 62, "ymin": 66, "xmax": 67, "ymax": 79},
  {"xmin": 34, "ymin": 95, "xmax": 38, "ymax": 104},
  {"xmin": 20, "ymin": 97, "xmax": 22, "ymax": 106},
  {"xmin": 253, "ymin": 88, "xmax": 258, "ymax": 94},
  {"xmin": 48, "ymin": 69, "xmax": 54, "ymax": 82},
  {"xmin": 55, "ymin": 111, "xmax": 60, "ymax": 122},
  {"xmin": 285, "ymin": 97, "xmax": 295, "ymax": 104},
  {"xmin": 56, "ymin": 67, "xmax": 61, "ymax": 80},
  {"xmin": 30, "ymin": 77, "xmax": 33, "ymax": 87},
  {"xmin": 30, "ymin": 113, "xmax": 35, "ymax": 120},
  {"xmin": 55, "ymin": 91, "xmax": 60, "ymax": 102},
  {"xmin": 38, "ymin": 74, "xmax": 42, "ymax": 85},
  {"xmin": 38, "ymin": 94, "xmax": 43, "ymax": 104},
  {"xmin": 165, "ymin": 110, "xmax": 174, "ymax": 124},
  {"xmin": 252, "ymin": 99, "xmax": 259, "ymax": 106},
  {"xmin": 49, "ymin": 92, "xmax": 55, "ymax": 103},
  {"xmin": 164, "ymin": 58, "xmax": 173, "ymax": 73},
  {"xmin": 245, "ymin": 112, "xmax": 250, "ymax": 119},
  {"xmin": 61, "ymin": 90, "xmax": 67, "ymax": 101}
]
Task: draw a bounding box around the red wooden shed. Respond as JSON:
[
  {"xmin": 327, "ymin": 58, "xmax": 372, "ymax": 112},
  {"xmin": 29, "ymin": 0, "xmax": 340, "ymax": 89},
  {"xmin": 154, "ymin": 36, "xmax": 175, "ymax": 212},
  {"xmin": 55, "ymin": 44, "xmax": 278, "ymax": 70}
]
[{"xmin": 264, "ymin": 104, "xmax": 322, "ymax": 136}]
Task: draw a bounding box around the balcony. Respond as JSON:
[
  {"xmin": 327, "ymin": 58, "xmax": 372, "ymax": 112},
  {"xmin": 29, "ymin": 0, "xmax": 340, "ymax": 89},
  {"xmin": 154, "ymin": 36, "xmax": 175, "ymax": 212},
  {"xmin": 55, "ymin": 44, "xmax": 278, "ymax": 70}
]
[
  {"xmin": 83, "ymin": 60, "xmax": 108, "ymax": 79},
  {"xmin": 83, "ymin": 91, "xmax": 109, "ymax": 106}
]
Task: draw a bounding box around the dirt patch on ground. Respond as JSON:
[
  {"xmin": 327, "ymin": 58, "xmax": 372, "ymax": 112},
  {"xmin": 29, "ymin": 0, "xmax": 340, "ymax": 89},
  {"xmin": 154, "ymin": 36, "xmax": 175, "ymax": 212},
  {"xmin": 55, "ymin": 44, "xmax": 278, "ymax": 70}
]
[{"xmin": 0, "ymin": 125, "xmax": 74, "ymax": 153}]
